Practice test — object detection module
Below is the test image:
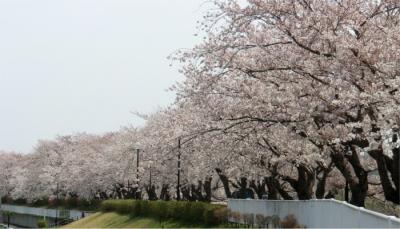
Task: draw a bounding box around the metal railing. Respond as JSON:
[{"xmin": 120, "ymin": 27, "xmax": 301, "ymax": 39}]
[
  {"xmin": 228, "ymin": 199, "xmax": 400, "ymax": 228},
  {"xmin": 0, "ymin": 204, "xmax": 92, "ymax": 220}
]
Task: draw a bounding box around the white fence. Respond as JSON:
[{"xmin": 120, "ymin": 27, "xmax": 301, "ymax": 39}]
[
  {"xmin": 0, "ymin": 204, "xmax": 91, "ymax": 220},
  {"xmin": 228, "ymin": 199, "xmax": 400, "ymax": 228}
]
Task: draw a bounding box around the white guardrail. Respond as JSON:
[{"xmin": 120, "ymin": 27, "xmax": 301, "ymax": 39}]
[
  {"xmin": 228, "ymin": 199, "xmax": 400, "ymax": 228},
  {"xmin": 0, "ymin": 204, "xmax": 91, "ymax": 220}
]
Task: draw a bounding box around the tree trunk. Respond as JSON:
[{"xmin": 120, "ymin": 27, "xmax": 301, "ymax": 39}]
[
  {"xmin": 276, "ymin": 185, "xmax": 294, "ymax": 200},
  {"xmin": 265, "ymin": 177, "xmax": 279, "ymax": 200},
  {"xmin": 203, "ymin": 177, "xmax": 212, "ymax": 202},
  {"xmin": 181, "ymin": 185, "xmax": 193, "ymax": 201},
  {"xmin": 145, "ymin": 184, "xmax": 158, "ymax": 201},
  {"xmin": 191, "ymin": 182, "xmax": 203, "ymax": 201},
  {"xmin": 231, "ymin": 177, "xmax": 254, "ymax": 199},
  {"xmin": 316, "ymin": 162, "xmax": 333, "ymax": 199},
  {"xmin": 160, "ymin": 184, "xmax": 171, "ymax": 201},
  {"xmin": 331, "ymin": 147, "xmax": 368, "ymax": 207},
  {"xmin": 215, "ymin": 168, "xmax": 232, "ymax": 198},
  {"xmin": 369, "ymin": 146, "xmax": 400, "ymax": 204},
  {"xmin": 249, "ymin": 179, "xmax": 266, "ymax": 199},
  {"xmin": 283, "ymin": 164, "xmax": 315, "ymax": 200}
]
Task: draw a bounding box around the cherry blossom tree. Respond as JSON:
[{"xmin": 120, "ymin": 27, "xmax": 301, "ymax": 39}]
[
  {"xmin": 172, "ymin": 0, "xmax": 400, "ymax": 206},
  {"xmin": 1, "ymin": 0, "xmax": 399, "ymax": 208}
]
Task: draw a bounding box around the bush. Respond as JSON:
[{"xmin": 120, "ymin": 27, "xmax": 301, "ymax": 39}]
[
  {"xmin": 140, "ymin": 200, "xmax": 151, "ymax": 216},
  {"xmin": 32, "ymin": 197, "xmax": 49, "ymax": 207},
  {"xmin": 281, "ymin": 214, "xmax": 304, "ymax": 228},
  {"xmin": 65, "ymin": 197, "xmax": 79, "ymax": 209},
  {"xmin": 100, "ymin": 200, "xmax": 227, "ymax": 226},
  {"xmin": 211, "ymin": 207, "xmax": 228, "ymax": 225},
  {"xmin": 37, "ymin": 219, "xmax": 48, "ymax": 228},
  {"xmin": 101, "ymin": 200, "xmax": 136, "ymax": 215}
]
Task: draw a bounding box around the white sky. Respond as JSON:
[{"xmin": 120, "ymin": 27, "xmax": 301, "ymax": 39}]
[{"xmin": 0, "ymin": 0, "xmax": 207, "ymax": 153}]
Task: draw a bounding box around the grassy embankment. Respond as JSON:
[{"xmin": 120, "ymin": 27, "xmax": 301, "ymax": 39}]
[
  {"xmin": 335, "ymin": 190, "xmax": 400, "ymax": 217},
  {"xmin": 63, "ymin": 200, "xmax": 228, "ymax": 228},
  {"xmin": 64, "ymin": 212, "xmax": 223, "ymax": 228}
]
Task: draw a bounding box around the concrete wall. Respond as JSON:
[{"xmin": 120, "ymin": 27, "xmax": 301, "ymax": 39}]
[
  {"xmin": 0, "ymin": 204, "xmax": 92, "ymax": 228},
  {"xmin": 228, "ymin": 199, "xmax": 400, "ymax": 228}
]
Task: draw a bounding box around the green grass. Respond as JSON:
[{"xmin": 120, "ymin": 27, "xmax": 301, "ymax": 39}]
[
  {"xmin": 335, "ymin": 190, "xmax": 400, "ymax": 217},
  {"xmin": 63, "ymin": 212, "xmax": 229, "ymax": 228}
]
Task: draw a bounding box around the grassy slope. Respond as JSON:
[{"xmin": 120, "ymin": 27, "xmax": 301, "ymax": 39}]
[{"xmin": 63, "ymin": 212, "xmax": 221, "ymax": 228}]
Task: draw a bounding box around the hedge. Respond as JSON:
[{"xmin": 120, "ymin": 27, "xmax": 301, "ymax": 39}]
[{"xmin": 101, "ymin": 200, "xmax": 227, "ymax": 226}]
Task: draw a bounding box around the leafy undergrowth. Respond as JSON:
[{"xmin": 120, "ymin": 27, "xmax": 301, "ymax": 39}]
[
  {"xmin": 63, "ymin": 212, "xmax": 229, "ymax": 228},
  {"xmin": 335, "ymin": 190, "xmax": 400, "ymax": 217}
]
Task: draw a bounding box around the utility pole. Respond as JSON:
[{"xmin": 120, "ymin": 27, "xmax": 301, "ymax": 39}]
[{"xmin": 177, "ymin": 138, "xmax": 181, "ymax": 201}]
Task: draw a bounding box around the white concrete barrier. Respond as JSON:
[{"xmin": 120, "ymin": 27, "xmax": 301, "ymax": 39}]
[{"xmin": 228, "ymin": 199, "xmax": 400, "ymax": 228}]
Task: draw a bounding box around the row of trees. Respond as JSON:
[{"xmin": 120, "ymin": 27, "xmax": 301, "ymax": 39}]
[{"xmin": 1, "ymin": 0, "xmax": 399, "ymax": 207}]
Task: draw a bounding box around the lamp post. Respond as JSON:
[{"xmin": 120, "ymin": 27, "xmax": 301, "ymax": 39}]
[
  {"xmin": 132, "ymin": 146, "xmax": 141, "ymax": 199},
  {"xmin": 55, "ymin": 183, "xmax": 59, "ymax": 225},
  {"xmin": 149, "ymin": 164, "xmax": 152, "ymax": 188},
  {"xmin": 177, "ymin": 138, "xmax": 181, "ymax": 201},
  {"xmin": 136, "ymin": 148, "xmax": 140, "ymax": 187}
]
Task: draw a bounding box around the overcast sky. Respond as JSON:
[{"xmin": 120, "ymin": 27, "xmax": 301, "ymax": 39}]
[{"xmin": 0, "ymin": 0, "xmax": 207, "ymax": 153}]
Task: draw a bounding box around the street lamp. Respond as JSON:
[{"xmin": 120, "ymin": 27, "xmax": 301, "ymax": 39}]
[
  {"xmin": 177, "ymin": 138, "xmax": 181, "ymax": 201},
  {"xmin": 132, "ymin": 145, "xmax": 141, "ymax": 199}
]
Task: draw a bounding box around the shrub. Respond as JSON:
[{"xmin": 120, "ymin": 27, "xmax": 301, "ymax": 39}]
[
  {"xmin": 193, "ymin": 202, "xmax": 207, "ymax": 221},
  {"xmin": 140, "ymin": 200, "xmax": 151, "ymax": 216},
  {"xmin": 32, "ymin": 197, "xmax": 49, "ymax": 207},
  {"xmin": 13, "ymin": 198, "xmax": 27, "ymax": 205},
  {"xmin": 65, "ymin": 197, "xmax": 79, "ymax": 209},
  {"xmin": 255, "ymin": 214, "xmax": 266, "ymax": 227},
  {"xmin": 204, "ymin": 206, "xmax": 227, "ymax": 225},
  {"xmin": 166, "ymin": 201, "xmax": 183, "ymax": 219},
  {"xmin": 100, "ymin": 200, "xmax": 227, "ymax": 226},
  {"xmin": 77, "ymin": 199, "xmax": 101, "ymax": 211},
  {"xmin": 101, "ymin": 200, "xmax": 135, "ymax": 215},
  {"xmin": 243, "ymin": 213, "xmax": 254, "ymax": 227},
  {"xmin": 281, "ymin": 214, "xmax": 303, "ymax": 228},
  {"xmin": 37, "ymin": 219, "xmax": 48, "ymax": 228},
  {"xmin": 156, "ymin": 201, "xmax": 168, "ymax": 219}
]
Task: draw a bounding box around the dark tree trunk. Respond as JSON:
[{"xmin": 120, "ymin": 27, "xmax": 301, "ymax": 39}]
[
  {"xmin": 331, "ymin": 146, "xmax": 368, "ymax": 207},
  {"xmin": 284, "ymin": 164, "xmax": 315, "ymax": 200},
  {"xmin": 316, "ymin": 174, "xmax": 327, "ymax": 199},
  {"xmin": 203, "ymin": 176, "xmax": 212, "ymax": 202},
  {"xmin": 159, "ymin": 184, "xmax": 171, "ymax": 201},
  {"xmin": 215, "ymin": 168, "xmax": 232, "ymax": 198},
  {"xmin": 181, "ymin": 185, "xmax": 193, "ymax": 201},
  {"xmin": 265, "ymin": 177, "xmax": 279, "ymax": 200},
  {"xmin": 191, "ymin": 182, "xmax": 203, "ymax": 201},
  {"xmin": 316, "ymin": 162, "xmax": 333, "ymax": 199},
  {"xmin": 369, "ymin": 146, "xmax": 400, "ymax": 204},
  {"xmin": 180, "ymin": 178, "xmax": 212, "ymax": 202},
  {"xmin": 276, "ymin": 184, "xmax": 294, "ymax": 200},
  {"xmin": 145, "ymin": 184, "xmax": 158, "ymax": 201},
  {"xmin": 231, "ymin": 177, "xmax": 254, "ymax": 199},
  {"xmin": 249, "ymin": 179, "xmax": 266, "ymax": 199}
]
